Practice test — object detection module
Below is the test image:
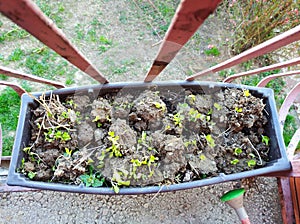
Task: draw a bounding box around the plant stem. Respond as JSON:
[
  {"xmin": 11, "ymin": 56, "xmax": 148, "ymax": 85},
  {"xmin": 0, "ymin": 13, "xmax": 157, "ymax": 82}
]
[{"xmin": 247, "ymin": 138, "xmax": 263, "ymax": 165}]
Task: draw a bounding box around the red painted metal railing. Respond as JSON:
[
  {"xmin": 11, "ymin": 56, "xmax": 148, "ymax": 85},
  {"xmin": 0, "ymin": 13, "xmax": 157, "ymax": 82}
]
[
  {"xmin": 0, "ymin": 66, "xmax": 66, "ymax": 89},
  {"xmin": 0, "ymin": 0, "xmax": 108, "ymax": 84},
  {"xmin": 1, "ymin": 0, "xmax": 300, "ymax": 221},
  {"xmin": 144, "ymin": 0, "xmax": 222, "ymax": 82}
]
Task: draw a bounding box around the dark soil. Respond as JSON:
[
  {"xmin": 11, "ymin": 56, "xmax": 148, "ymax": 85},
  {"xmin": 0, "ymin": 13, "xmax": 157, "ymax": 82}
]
[{"xmin": 19, "ymin": 86, "xmax": 270, "ymax": 191}]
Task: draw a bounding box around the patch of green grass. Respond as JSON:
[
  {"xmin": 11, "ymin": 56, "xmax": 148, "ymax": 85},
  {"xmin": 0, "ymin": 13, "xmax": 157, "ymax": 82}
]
[
  {"xmin": 219, "ymin": 69, "xmax": 235, "ymax": 78},
  {"xmin": 0, "ymin": 88, "xmax": 21, "ymax": 156},
  {"xmin": 119, "ymin": 10, "xmax": 128, "ymax": 24},
  {"xmin": 0, "ymin": 25, "xmax": 29, "ymax": 43},
  {"xmin": 204, "ymin": 46, "xmax": 220, "ymax": 56},
  {"xmin": 22, "ymin": 48, "xmax": 76, "ymax": 82},
  {"xmin": 35, "ymin": 0, "xmax": 65, "ymax": 28},
  {"xmin": 8, "ymin": 48, "xmax": 25, "ymax": 61},
  {"xmin": 283, "ymin": 114, "xmax": 300, "ymax": 149},
  {"xmin": 0, "ymin": 74, "xmax": 9, "ymax": 81},
  {"xmin": 135, "ymin": 0, "xmax": 178, "ymax": 36}
]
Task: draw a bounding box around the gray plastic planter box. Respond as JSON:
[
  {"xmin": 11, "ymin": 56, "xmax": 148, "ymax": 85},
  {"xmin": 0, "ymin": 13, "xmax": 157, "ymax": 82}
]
[{"xmin": 7, "ymin": 81, "xmax": 291, "ymax": 194}]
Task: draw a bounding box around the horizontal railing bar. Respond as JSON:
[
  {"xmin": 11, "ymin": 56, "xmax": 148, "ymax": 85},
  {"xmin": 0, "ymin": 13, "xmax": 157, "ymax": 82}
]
[
  {"xmin": 186, "ymin": 25, "xmax": 300, "ymax": 81},
  {"xmin": 0, "ymin": 66, "xmax": 66, "ymax": 89},
  {"xmin": 0, "ymin": 81, "xmax": 26, "ymax": 96},
  {"xmin": 223, "ymin": 57, "xmax": 300, "ymax": 83},
  {"xmin": 0, "ymin": 0, "xmax": 109, "ymax": 84},
  {"xmin": 257, "ymin": 70, "xmax": 300, "ymax": 87}
]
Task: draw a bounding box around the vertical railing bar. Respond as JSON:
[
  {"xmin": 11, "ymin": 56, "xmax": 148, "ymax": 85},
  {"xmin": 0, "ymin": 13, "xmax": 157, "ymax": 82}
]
[
  {"xmin": 0, "ymin": 0, "xmax": 109, "ymax": 84},
  {"xmin": 144, "ymin": 0, "xmax": 222, "ymax": 82},
  {"xmin": 223, "ymin": 57, "xmax": 300, "ymax": 83},
  {"xmin": 186, "ymin": 25, "xmax": 300, "ymax": 81},
  {"xmin": 0, "ymin": 66, "xmax": 66, "ymax": 89}
]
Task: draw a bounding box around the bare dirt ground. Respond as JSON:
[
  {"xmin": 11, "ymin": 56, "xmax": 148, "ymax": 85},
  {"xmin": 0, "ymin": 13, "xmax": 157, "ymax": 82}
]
[{"xmin": 0, "ymin": 0, "xmax": 284, "ymax": 223}]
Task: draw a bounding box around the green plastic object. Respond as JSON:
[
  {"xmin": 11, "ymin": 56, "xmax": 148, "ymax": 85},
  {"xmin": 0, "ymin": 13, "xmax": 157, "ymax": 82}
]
[{"xmin": 220, "ymin": 188, "xmax": 245, "ymax": 202}]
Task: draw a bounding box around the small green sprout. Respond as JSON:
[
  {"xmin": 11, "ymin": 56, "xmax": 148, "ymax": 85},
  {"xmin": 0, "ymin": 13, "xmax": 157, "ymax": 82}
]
[
  {"xmin": 205, "ymin": 134, "xmax": 215, "ymax": 148},
  {"xmin": 44, "ymin": 129, "xmax": 71, "ymax": 142},
  {"xmin": 235, "ymin": 107, "xmax": 243, "ymax": 113},
  {"xmin": 243, "ymin": 89, "xmax": 251, "ymax": 97},
  {"xmin": 173, "ymin": 112, "xmax": 184, "ymax": 128},
  {"xmin": 199, "ymin": 154, "xmax": 206, "ymax": 160},
  {"xmin": 262, "ymin": 135, "xmax": 270, "ymax": 146},
  {"xmin": 249, "ymin": 153, "xmax": 255, "ymax": 158},
  {"xmin": 106, "ymin": 131, "xmax": 122, "ymax": 157},
  {"xmin": 188, "ymin": 108, "xmax": 205, "ymax": 122},
  {"xmin": 28, "ymin": 171, "xmax": 36, "ymax": 179},
  {"xmin": 230, "ymin": 159, "xmax": 239, "ymax": 165},
  {"xmin": 80, "ymin": 173, "xmax": 104, "ymax": 187},
  {"xmin": 213, "ymin": 103, "xmax": 222, "ymax": 111},
  {"xmin": 111, "ymin": 171, "xmax": 131, "ymax": 193},
  {"xmin": 61, "ymin": 111, "xmax": 69, "ymax": 119},
  {"xmin": 234, "ymin": 148, "xmax": 242, "ymax": 155},
  {"xmin": 165, "ymin": 125, "xmax": 171, "ymax": 131},
  {"xmin": 247, "ymin": 159, "xmax": 256, "ymax": 167},
  {"xmin": 187, "ymin": 94, "xmax": 196, "ymax": 104},
  {"xmin": 56, "ymin": 131, "xmax": 71, "ymax": 142},
  {"xmin": 64, "ymin": 148, "xmax": 72, "ymax": 157},
  {"xmin": 92, "ymin": 115, "xmax": 101, "ymax": 122},
  {"xmin": 66, "ymin": 99, "xmax": 77, "ymax": 108},
  {"xmin": 154, "ymin": 102, "xmax": 166, "ymax": 111},
  {"xmin": 138, "ymin": 131, "xmax": 147, "ymax": 144}
]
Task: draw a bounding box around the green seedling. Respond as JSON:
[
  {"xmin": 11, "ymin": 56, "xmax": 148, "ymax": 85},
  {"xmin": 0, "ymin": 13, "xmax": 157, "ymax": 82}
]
[
  {"xmin": 92, "ymin": 115, "xmax": 103, "ymax": 127},
  {"xmin": 213, "ymin": 103, "xmax": 222, "ymax": 111},
  {"xmin": 28, "ymin": 171, "xmax": 36, "ymax": 179},
  {"xmin": 188, "ymin": 108, "xmax": 205, "ymax": 122},
  {"xmin": 205, "ymin": 134, "xmax": 215, "ymax": 148},
  {"xmin": 106, "ymin": 131, "xmax": 122, "ymax": 157},
  {"xmin": 247, "ymin": 159, "xmax": 256, "ymax": 168},
  {"xmin": 235, "ymin": 107, "xmax": 243, "ymax": 113},
  {"xmin": 199, "ymin": 154, "xmax": 206, "ymax": 160},
  {"xmin": 44, "ymin": 129, "xmax": 71, "ymax": 143},
  {"xmin": 234, "ymin": 148, "xmax": 243, "ymax": 155},
  {"xmin": 230, "ymin": 159, "xmax": 239, "ymax": 165},
  {"xmin": 80, "ymin": 173, "xmax": 104, "ymax": 187},
  {"xmin": 64, "ymin": 148, "xmax": 72, "ymax": 157},
  {"xmin": 262, "ymin": 135, "xmax": 270, "ymax": 146},
  {"xmin": 111, "ymin": 170, "xmax": 131, "ymax": 193},
  {"xmin": 153, "ymin": 102, "xmax": 166, "ymax": 112},
  {"xmin": 249, "ymin": 153, "xmax": 255, "ymax": 158},
  {"xmin": 80, "ymin": 165, "xmax": 105, "ymax": 187},
  {"xmin": 243, "ymin": 89, "xmax": 251, "ymax": 97},
  {"xmin": 61, "ymin": 111, "xmax": 69, "ymax": 119},
  {"xmin": 184, "ymin": 139, "xmax": 197, "ymax": 148},
  {"xmin": 66, "ymin": 99, "xmax": 76, "ymax": 108},
  {"xmin": 138, "ymin": 131, "xmax": 147, "ymax": 144},
  {"xmin": 55, "ymin": 130, "xmax": 71, "ymax": 142},
  {"xmin": 187, "ymin": 94, "xmax": 196, "ymax": 104},
  {"xmin": 23, "ymin": 146, "xmax": 43, "ymax": 165},
  {"xmin": 173, "ymin": 112, "xmax": 184, "ymax": 128}
]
